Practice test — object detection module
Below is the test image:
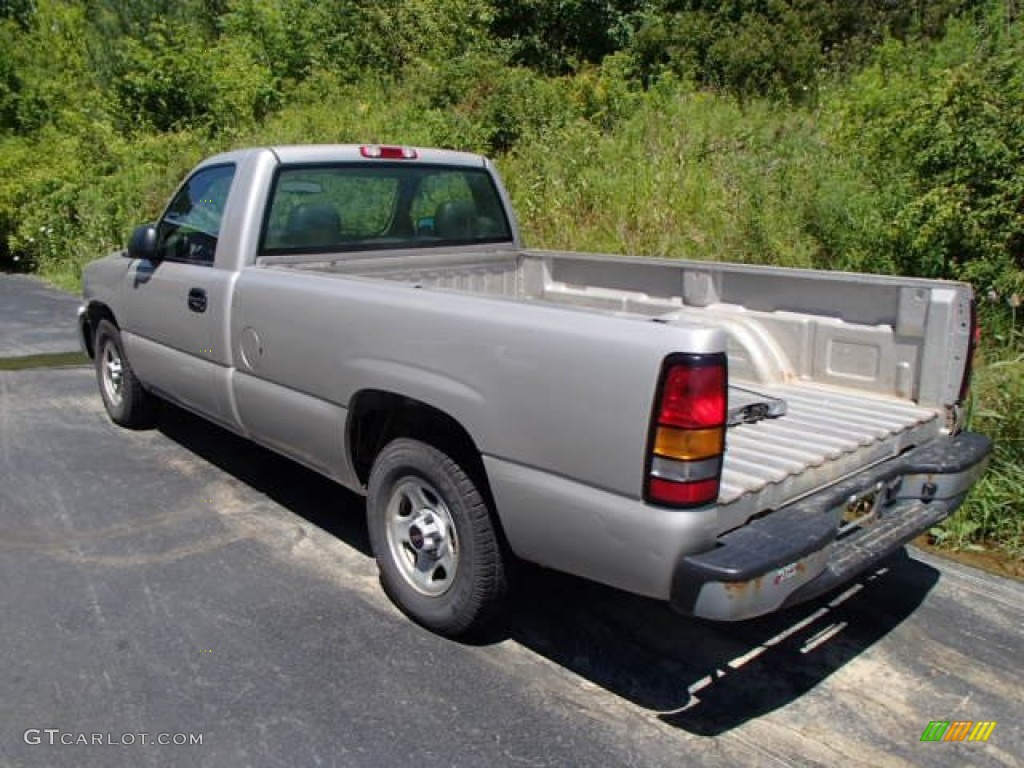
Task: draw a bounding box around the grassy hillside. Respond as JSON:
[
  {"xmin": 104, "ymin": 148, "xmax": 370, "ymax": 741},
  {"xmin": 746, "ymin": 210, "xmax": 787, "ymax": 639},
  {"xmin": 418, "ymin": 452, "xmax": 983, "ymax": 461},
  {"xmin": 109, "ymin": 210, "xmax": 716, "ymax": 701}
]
[{"xmin": 1, "ymin": 0, "xmax": 1019, "ymax": 557}]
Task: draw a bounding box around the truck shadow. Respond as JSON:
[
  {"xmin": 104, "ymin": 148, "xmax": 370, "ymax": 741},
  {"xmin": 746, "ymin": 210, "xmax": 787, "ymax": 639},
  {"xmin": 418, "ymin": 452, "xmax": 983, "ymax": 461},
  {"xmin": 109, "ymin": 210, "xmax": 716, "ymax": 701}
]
[
  {"xmin": 503, "ymin": 550, "xmax": 938, "ymax": 736},
  {"xmin": 155, "ymin": 401, "xmax": 941, "ymax": 737},
  {"xmin": 155, "ymin": 402, "xmax": 372, "ymax": 557}
]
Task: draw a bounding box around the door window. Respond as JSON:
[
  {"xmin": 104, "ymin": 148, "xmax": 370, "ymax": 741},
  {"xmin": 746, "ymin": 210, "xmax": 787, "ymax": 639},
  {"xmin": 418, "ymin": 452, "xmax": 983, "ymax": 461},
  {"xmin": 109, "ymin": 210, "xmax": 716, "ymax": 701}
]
[{"xmin": 156, "ymin": 164, "xmax": 236, "ymax": 266}]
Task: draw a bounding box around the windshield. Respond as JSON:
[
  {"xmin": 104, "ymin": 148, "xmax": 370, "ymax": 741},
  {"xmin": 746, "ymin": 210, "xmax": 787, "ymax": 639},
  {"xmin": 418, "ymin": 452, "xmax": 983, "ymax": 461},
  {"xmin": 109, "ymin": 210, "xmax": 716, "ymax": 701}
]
[{"xmin": 260, "ymin": 163, "xmax": 513, "ymax": 254}]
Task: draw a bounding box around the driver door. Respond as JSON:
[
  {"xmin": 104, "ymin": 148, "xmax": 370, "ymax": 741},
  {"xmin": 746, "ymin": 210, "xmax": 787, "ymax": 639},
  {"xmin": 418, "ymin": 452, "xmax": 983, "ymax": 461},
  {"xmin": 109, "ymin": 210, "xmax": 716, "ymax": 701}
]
[{"xmin": 120, "ymin": 164, "xmax": 237, "ymax": 425}]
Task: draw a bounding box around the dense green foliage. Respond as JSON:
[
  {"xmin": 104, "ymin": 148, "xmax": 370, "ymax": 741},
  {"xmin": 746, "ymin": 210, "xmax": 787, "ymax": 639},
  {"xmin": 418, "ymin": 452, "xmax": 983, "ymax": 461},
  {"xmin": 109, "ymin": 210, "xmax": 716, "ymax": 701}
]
[{"xmin": 0, "ymin": 0, "xmax": 1020, "ymax": 555}]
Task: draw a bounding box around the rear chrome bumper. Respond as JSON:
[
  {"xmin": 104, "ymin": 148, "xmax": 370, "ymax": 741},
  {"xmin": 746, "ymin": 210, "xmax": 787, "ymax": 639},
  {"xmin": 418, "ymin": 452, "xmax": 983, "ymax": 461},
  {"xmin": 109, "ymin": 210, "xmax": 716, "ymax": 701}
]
[{"xmin": 670, "ymin": 431, "xmax": 992, "ymax": 621}]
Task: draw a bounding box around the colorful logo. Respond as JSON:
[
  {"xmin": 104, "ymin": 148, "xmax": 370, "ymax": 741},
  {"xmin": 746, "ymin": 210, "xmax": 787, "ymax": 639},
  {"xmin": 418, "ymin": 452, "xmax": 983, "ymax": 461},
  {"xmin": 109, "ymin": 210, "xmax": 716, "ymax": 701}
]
[{"xmin": 920, "ymin": 721, "xmax": 997, "ymax": 742}]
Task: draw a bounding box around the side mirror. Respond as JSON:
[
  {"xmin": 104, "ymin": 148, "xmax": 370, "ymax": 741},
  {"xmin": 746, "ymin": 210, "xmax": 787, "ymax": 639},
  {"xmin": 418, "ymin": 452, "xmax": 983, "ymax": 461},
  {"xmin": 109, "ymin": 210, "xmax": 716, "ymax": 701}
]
[{"xmin": 127, "ymin": 224, "xmax": 159, "ymax": 261}]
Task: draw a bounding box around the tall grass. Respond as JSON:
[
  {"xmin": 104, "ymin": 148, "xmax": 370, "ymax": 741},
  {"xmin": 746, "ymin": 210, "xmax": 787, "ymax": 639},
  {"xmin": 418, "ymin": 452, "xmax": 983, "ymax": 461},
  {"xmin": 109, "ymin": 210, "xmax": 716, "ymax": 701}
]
[
  {"xmin": 942, "ymin": 343, "xmax": 1024, "ymax": 556},
  {"xmin": 499, "ymin": 85, "xmax": 885, "ymax": 273}
]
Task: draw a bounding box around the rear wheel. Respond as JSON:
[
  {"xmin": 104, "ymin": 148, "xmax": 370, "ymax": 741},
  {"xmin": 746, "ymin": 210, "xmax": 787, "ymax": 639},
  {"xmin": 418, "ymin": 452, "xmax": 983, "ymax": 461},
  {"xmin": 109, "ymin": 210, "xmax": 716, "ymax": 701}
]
[
  {"xmin": 367, "ymin": 438, "xmax": 508, "ymax": 637},
  {"xmin": 94, "ymin": 319, "xmax": 154, "ymax": 429}
]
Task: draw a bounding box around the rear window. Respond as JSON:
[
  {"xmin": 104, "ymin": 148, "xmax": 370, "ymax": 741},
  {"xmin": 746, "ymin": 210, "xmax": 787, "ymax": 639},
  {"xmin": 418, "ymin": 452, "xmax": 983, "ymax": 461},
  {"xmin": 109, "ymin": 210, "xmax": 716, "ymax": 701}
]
[{"xmin": 260, "ymin": 163, "xmax": 513, "ymax": 254}]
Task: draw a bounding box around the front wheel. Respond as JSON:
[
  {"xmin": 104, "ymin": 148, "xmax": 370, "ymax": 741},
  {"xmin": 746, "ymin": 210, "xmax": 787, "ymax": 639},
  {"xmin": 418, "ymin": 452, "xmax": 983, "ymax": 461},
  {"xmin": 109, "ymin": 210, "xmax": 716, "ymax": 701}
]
[
  {"xmin": 94, "ymin": 319, "xmax": 154, "ymax": 429},
  {"xmin": 367, "ymin": 438, "xmax": 508, "ymax": 637}
]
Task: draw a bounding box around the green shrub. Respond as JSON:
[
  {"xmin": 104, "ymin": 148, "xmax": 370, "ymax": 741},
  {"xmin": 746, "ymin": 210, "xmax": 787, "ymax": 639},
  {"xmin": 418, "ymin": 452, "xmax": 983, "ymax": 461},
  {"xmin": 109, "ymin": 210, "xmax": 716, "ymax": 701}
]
[
  {"xmin": 829, "ymin": 14, "xmax": 1024, "ymax": 296},
  {"xmin": 629, "ymin": 1, "xmax": 983, "ymax": 101},
  {"xmin": 0, "ymin": 126, "xmax": 215, "ymax": 285}
]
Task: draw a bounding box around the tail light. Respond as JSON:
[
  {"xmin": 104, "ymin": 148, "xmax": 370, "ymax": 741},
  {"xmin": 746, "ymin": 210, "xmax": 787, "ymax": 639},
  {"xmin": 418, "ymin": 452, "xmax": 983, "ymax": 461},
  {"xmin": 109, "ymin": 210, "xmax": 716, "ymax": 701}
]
[
  {"xmin": 645, "ymin": 353, "xmax": 727, "ymax": 508},
  {"xmin": 957, "ymin": 298, "xmax": 979, "ymax": 403}
]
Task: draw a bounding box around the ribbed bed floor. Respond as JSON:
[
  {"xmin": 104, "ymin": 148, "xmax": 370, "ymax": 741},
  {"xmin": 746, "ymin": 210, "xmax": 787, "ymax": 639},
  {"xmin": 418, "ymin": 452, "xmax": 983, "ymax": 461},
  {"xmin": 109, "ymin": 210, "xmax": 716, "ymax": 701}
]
[{"xmin": 720, "ymin": 382, "xmax": 940, "ymax": 505}]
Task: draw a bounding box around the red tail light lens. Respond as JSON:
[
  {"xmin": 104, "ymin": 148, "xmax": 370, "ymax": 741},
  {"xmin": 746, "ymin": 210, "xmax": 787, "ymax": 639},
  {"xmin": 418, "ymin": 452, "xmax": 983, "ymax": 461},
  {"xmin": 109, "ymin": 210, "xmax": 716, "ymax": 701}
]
[
  {"xmin": 649, "ymin": 477, "xmax": 721, "ymax": 506},
  {"xmin": 645, "ymin": 353, "xmax": 727, "ymax": 509},
  {"xmin": 659, "ymin": 364, "xmax": 727, "ymax": 428}
]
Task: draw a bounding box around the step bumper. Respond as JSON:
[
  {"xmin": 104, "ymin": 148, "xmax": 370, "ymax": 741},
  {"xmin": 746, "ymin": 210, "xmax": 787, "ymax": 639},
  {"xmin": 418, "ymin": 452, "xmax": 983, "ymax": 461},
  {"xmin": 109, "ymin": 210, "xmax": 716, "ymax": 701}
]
[{"xmin": 670, "ymin": 432, "xmax": 993, "ymax": 621}]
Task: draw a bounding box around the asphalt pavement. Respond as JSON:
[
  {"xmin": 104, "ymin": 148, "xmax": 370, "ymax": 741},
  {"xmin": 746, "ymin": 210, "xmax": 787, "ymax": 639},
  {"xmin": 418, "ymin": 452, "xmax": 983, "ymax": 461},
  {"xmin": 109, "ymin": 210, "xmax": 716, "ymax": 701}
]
[
  {"xmin": 0, "ymin": 274, "xmax": 82, "ymax": 357},
  {"xmin": 1, "ymin": 274, "xmax": 1021, "ymax": 767}
]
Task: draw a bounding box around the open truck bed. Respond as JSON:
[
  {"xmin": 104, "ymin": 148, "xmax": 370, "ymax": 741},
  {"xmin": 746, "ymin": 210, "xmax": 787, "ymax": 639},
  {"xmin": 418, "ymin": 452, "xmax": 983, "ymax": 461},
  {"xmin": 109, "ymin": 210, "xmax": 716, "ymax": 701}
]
[{"xmin": 267, "ymin": 246, "xmax": 971, "ymax": 526}]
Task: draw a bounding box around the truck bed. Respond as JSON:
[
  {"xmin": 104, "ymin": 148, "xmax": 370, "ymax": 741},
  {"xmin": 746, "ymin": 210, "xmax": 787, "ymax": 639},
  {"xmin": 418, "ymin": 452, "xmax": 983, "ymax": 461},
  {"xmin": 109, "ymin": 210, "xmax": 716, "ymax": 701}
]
[{"xmin": 264, "ymin": 247, "xmax": 967, "ymax": 521}]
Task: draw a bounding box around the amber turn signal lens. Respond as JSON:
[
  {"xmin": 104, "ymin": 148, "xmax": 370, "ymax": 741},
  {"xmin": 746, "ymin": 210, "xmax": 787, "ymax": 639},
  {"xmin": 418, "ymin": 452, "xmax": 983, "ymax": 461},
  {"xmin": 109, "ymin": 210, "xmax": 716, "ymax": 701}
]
[{"xmin": 654, "ymin": 426, "xmax": 724, "ymax": 461}]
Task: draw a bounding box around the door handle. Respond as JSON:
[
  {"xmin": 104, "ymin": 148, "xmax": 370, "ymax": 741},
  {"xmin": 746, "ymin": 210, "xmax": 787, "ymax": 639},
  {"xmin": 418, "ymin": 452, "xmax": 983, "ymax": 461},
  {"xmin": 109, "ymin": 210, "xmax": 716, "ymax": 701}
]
[{"xmin": 187, "ymin": 287, "xmax": 208, "ymax": 313}]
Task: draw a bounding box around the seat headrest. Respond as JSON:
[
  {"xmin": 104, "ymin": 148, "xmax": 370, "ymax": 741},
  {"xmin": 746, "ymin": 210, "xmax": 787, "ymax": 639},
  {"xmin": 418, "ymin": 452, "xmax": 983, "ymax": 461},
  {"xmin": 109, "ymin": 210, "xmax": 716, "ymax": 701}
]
[
  {"xmin": 434, "ymin": 200, "xmax": 477, "ymax": 239},
  {"xmin": 287, "ymin": 204, "xmax": 342, "ymax": 247}
]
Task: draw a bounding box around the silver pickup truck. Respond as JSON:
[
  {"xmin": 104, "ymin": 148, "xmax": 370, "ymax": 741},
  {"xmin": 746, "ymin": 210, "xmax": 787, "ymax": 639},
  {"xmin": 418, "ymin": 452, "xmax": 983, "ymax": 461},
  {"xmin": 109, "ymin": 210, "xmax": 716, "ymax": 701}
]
[{"xmin": 79, "ymin": 144, "xmax": 991, "ymax": 636}]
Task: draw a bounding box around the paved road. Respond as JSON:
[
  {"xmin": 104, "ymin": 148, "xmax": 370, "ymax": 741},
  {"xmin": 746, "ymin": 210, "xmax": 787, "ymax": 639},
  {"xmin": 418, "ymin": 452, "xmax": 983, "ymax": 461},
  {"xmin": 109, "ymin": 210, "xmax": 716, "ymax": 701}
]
[
  {"xmin": 0, "ymin": 274, "xmax": 81, "ymax": 356},
  {"xmin": 1, "ymin": 276, "xmax": 1021, "ymax": 767}
]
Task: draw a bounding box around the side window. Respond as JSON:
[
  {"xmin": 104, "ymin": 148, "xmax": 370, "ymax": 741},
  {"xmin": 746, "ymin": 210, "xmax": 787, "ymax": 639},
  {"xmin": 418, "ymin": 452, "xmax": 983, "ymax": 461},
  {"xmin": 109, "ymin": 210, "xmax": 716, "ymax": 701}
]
[{"xmin": 157, "ymin": 164, "xmax": 236, "ymax": 265}]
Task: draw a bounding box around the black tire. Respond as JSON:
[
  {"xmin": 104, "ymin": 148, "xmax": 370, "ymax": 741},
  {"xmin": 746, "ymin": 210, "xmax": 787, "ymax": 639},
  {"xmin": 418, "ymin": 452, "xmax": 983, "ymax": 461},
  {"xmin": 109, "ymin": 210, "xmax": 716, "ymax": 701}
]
[
  {"xmin": 93, "ymin": 319, "xmax": 154, "ymax": 429},
  {"xmin": 367, "ymin": 438, "xmax": 508, "ymax": 637}
]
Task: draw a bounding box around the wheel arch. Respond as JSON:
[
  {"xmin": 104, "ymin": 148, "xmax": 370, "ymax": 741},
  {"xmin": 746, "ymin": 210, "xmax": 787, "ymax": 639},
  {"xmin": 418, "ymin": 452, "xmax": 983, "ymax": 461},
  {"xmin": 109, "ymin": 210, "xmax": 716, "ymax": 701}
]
[
  {"xmin": 80, "ymin": 302, "xmax": 119, "ymax": 359},
  {"xmin": 346, "ymin": 389, "xmax": 497, "ymax": 514},
  {"xmin": 347, "ymin": 389, "xmax": 483, "ymax": 478}
]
